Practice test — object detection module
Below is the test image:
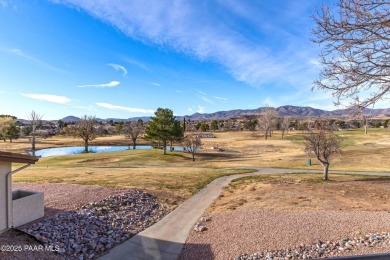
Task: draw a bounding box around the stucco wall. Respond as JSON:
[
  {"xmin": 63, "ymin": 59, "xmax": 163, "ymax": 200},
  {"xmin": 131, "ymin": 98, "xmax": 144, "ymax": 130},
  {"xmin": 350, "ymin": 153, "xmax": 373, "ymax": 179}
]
[
  {"xmin": 0, "ymin": 161, "xmax": 11, "ymax": 233},
  {"xmin": 12, "ymin": 190, "xmax": 44, "ymax": 227}
]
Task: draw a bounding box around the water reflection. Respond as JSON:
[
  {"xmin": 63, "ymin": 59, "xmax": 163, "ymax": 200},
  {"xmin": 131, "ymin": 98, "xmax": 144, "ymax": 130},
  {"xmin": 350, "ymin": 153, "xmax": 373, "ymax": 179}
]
[{"xmin": 32, "ymin": 146, "xmax": 184, "ymax": 158}]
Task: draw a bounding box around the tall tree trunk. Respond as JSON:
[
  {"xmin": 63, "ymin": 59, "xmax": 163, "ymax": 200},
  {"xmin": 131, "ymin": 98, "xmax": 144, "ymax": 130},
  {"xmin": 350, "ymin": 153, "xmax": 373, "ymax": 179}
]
[
  {"xmin": 132, "ymin": 139, "xmax": 136, "ymax": 149},
  {"xmin": 163, "ymin": 142, "xmax": 166, "ymax": 155},
  {"xmin": 32, "ymin": 133, "xmax": 36, "ymax": 150},
  {"xmin": 192, "ymin": 152, "xmax": 195, "ymax": 162},
  {"xmin": 84, "ymin": 139, "xmax": 89, "ymax": 153},
  {"xmin": 170, "ymin": 140, "xmax": 173, "ymax": 152},
  {"xmin": 323, "ymin": 163, "xmax": 329, "ymax": 181}
]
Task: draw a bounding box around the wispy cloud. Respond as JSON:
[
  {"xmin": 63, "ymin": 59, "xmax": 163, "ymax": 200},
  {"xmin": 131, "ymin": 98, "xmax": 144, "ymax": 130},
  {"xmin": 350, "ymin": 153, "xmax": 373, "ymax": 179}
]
[
  {"xmin": 3, "ymin": 48, "xmax": 66, "ymax": 73},
  {"xmin": 22, "ymin": 93, "xmax": 71, "ymax": 104},
  {"xmin": 262, "ymin": 97, "xmax": 274, "ymax": 107},
  {"xmin": 77, "ymin": 81, "xmax": 120, "ymax": 88},
  {"xmin": 53, "ymin": 0, "xmax": 319, "ymax": 87},
  {"xmin": 122, "ymin": 57, "xmax": 150, "ymax": 71},
  {"xmin": 107, "ymin": 63, "xmax": 127, "ymax": 76},
  {"xmin": 96, "ymin": 102, "xmax": 154, "ymax": 114},
  {"xmin": 197, "ymin": 90, "xmax": 228, "ymax": 104},
  {"xmin": 150, "ymin": 82, "xmax": 160, "ymax": 87},
  {"xmin": 197, "ymin": 105, "xmax": 205, "ymax": 113}
]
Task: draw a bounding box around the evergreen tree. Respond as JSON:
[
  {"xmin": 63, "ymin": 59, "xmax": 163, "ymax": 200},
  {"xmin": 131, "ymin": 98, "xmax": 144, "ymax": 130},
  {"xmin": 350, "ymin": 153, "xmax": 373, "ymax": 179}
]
[{"xmin": 144, "ymin": 108, "xmax": 182, "ymax": 154}]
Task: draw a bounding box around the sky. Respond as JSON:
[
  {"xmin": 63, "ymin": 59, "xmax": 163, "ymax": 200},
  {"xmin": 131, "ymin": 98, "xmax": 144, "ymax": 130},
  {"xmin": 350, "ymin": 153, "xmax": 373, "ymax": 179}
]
[{"xmin": 0, "ymin": 0, "xmax": 351, "ymax": 120}]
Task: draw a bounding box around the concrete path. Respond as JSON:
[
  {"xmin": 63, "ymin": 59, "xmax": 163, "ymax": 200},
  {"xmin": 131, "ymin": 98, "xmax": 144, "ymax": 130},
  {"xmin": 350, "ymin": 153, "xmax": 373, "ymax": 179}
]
[{"xmin": 99, "ymin": 168, "xmax": 390, "ymax": 260}]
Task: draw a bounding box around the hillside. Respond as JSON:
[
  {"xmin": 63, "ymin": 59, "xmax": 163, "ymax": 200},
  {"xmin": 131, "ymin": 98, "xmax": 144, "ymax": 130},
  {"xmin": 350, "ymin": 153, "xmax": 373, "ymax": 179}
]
[
  {"xmin": 15, "ymin": 105, "xmax": 390, "ymax": 122},
  {"xmin": 183, "ymin": 105, "xmax": 390, "ymax": 120}
]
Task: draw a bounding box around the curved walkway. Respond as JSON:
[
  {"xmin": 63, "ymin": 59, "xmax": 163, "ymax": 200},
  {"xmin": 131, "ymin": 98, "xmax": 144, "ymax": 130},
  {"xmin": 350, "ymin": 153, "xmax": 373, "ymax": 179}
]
[{"xmin": 99, "ymin": 168, "xmax": 390, "ymax": 260}]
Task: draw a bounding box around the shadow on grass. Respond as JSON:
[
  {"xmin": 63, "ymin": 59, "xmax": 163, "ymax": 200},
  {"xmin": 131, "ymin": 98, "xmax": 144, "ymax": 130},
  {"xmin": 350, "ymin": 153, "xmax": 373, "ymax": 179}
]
[{"xmin": 353, "ymin": 177, "xmax": 390, "ymax": 183}]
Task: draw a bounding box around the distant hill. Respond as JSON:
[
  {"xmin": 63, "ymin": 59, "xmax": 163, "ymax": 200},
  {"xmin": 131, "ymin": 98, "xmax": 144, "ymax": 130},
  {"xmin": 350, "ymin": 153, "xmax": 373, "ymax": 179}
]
[
  {"xmin": 54, "ymin": 105, "xmax": 390, "ymax": 123},
  {"xmin": 59, "ymin": 116, "xmax": 151, "ymax": 123},
  {"xmin": 60, "ymin": 116, "xmax": 80, "ymax": 122},
  {"xmin": 182, "ymin": 105, "xmax": 390, "ymax": 120}
]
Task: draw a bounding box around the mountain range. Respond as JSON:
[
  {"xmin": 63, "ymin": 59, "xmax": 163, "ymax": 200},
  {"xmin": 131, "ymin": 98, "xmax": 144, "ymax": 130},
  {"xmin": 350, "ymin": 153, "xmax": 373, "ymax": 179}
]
[{"xmin": 57, "ymin": 105, "xmax": 390, "ymax": 122}]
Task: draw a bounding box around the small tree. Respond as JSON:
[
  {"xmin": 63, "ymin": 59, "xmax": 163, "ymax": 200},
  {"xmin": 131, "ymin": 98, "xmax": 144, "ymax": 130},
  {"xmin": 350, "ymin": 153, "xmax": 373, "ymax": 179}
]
[
  {"xmin": 0, "ymin": 117, "xmax": 19, "ymax": 142},
  {"xmin": 27, "ymin": 110, "xmax": 43, "ymax": 151},
  {"xmin": 144, "ymin": 108, "xmax": 181, "ymax": 155},
  {"xmin": 244, "ymin": 119, "xmax": 258, "ymax": 133},
  {"xmin": 182, "ymin": 133, "xmax": 202, "ymax": 161},
  {"xmin": 258, "ymin": 106, "xmax": 277, "ymax": 139},
  {"xmin": 168, "ymin": 120, "xmax": 184, "ymax": 151},
  {"xmin": 67, "ymin": 115, "xmax": 97, "ymax": 153},
  {"xmin": 210, "ymin": 120, "xmax": 218, "ymax": 132},
  {"xmin": 123, "ymin": 120, "xmax": 144, "ymax": 149},
  {"xmin": 351, "ymin": 105, "xmax": 372, "ymax": 134},
  {"xmin": 200, "ymin": 123, "xmax": 209, "ymax": 132},
  {"xmin": 57, "ymin": 119, "xmax": 64, "ymax": 130},
  {"xmin": 303, "ymin": 129, "xmax": 342, "ymax": 180},
  {"xmin": 115, "ymin": 122, "xmax": 124, "ymax": 134},
  {"xmin": 22, "ymin": 126, "xmax": 32, "ymax": 136},
  {"xmin": 280, "ymin": 116, "xmax": 291, "ymax": 139}
]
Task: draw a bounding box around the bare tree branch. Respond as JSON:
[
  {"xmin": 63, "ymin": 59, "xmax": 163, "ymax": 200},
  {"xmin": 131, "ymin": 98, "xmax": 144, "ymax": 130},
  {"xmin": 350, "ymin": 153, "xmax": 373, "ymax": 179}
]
[
  {"xmin": 67, "ymin": 115, "xmax": 97, "ymax": 153},
  {"xmin": 303, "ymin": 128, "xmax": 342, "ymax": 180},
  {"xmin": 312, "ymin": 0, "xmax": 390, "ymax": 108},
  {"xmin": 182, "ymin": 133, "xmax": 202, "ymax": 162},
  {"xmin": 27, "ymin": 110, "xmax": 43, "ymax": 151}
]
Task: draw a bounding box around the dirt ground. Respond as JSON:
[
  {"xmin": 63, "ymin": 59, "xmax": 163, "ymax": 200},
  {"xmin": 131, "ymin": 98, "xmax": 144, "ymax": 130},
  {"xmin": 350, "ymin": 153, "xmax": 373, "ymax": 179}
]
[
  {"xmin": 208, "ymin": 174, "xmax": 390, "ymax": 213},
  {"xmin": 180, "ymin": 174, "xmax": 390, "ymax": 259}
]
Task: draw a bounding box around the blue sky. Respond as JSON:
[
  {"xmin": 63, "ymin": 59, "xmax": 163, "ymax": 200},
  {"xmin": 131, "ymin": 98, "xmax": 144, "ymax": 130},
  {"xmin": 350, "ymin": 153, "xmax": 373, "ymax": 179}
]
[{"xmin": 0, "ymin": 0, "xmax": 347, "ymax": 120}]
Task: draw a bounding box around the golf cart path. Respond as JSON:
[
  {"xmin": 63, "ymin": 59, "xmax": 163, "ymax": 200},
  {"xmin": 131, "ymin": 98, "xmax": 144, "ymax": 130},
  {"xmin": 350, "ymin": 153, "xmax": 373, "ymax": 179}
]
[{"xmin": 99, "ymin": 168, "xmax": 390, "ymax": 260}]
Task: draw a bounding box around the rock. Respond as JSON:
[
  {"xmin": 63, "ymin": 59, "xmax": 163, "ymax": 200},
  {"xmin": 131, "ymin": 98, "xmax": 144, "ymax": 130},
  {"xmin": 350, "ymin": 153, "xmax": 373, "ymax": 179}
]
[
  {"xmin": 193, "ymin": 223, "xmax": 207, "ymax": 232},
  {"xmin": 200, "ymin": 216, "xmax": 211, "ymax": 222},
  {"xmin": 20, "ymin": 190, "xmax": 169, "ymax": 259}
]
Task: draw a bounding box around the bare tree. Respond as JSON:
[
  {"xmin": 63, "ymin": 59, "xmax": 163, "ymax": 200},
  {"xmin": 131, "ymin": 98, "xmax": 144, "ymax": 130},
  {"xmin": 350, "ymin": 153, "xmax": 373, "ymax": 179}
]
[
  {"xmin": 352, "ymin": 106, "xmax": 373, "ymax": 134},
  {"xmin": 122, "ymin": 120, "xmax": 144, "ymax": 149},
  {"xmin": 312, "ymin": 0, "xmax": 390, "ymax": 108},
  {"xmin": 258, "ymin": 106, "xmax": 277, "ymax": 139},
  {"xmin": 182, "ymin": 133, "xmax": 202, "ymax": 162},
  {"xmin": 303, "ymin": 129, "xmax": 342, "ymax": 181},
  {"xmin": 27, "ymin": 110, "xmax": 43, "ymax": 151},
  {"xmin": 280, "ymin": 116, "xmax": 291, "ymax": 139},
  {"xmin": 67, "ymin": 115, "xmax": 97, "ymax": 153}
]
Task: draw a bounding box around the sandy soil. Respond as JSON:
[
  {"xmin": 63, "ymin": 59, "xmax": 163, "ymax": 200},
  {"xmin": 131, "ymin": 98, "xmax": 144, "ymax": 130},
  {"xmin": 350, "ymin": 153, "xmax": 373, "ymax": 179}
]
[
  {"xmin": 180, "ymin": 174, "xmax": 390, "ymax": 259},
  {"xmin": 180, "ymin": 209, "xmax": 390, "ymax": 260}
]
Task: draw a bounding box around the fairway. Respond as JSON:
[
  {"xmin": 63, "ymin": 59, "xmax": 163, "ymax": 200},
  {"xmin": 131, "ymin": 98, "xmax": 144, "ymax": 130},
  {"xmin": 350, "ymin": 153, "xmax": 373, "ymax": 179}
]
[{"xmin": 4, "ymin": 128, "xmax": 388, "ymax": 205}]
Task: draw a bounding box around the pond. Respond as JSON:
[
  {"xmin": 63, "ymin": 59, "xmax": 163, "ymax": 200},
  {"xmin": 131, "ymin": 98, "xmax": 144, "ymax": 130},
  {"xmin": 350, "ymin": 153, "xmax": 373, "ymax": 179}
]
[{"xmin": 33, "ymin": 145, "xmax": 185, "ymax": 158}]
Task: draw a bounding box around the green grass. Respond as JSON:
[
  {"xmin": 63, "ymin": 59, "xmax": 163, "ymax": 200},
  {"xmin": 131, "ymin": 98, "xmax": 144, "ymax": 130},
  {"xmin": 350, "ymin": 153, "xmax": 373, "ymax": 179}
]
[{"xmin": 14, "ymin": 151, "xmax": 255, "ymax": 199}]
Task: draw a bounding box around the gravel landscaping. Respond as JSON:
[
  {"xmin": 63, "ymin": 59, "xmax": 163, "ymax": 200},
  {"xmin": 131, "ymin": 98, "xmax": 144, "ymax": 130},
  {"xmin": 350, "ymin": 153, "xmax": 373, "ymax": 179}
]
[
  {"xmin": 0, "ymin": 183, "xmax": 169, "ymax": 260},
  {"xmin": 21, "ymin": 190, "xmax": 168, "ymax": 259},
  {"xmin": 180, "ymin": 209, "xmax": 390, "ymax": 259}
]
